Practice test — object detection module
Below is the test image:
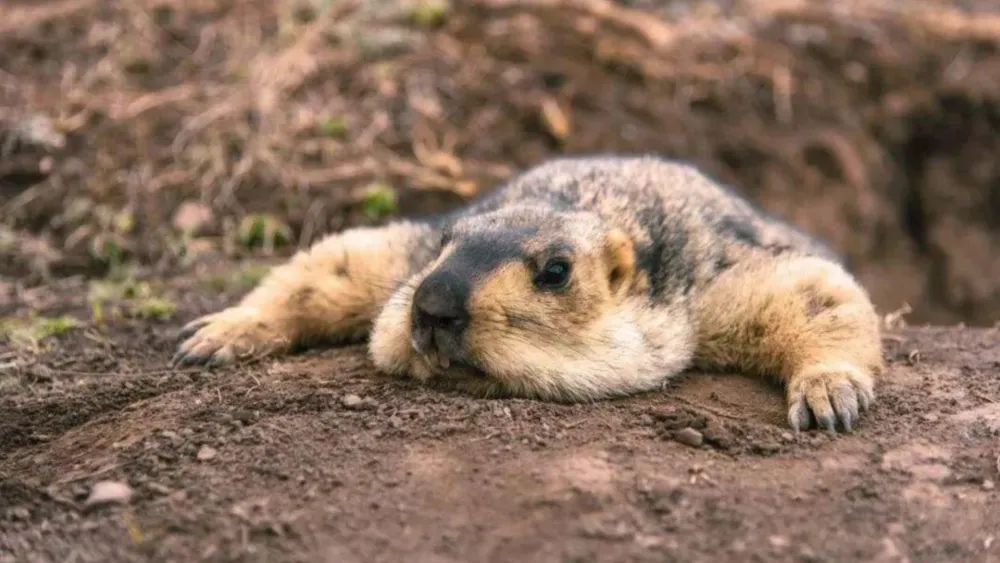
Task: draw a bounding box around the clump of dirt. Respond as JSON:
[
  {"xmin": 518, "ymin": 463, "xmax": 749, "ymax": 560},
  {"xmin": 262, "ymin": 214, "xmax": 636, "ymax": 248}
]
[
  {"xmin": 3, "ymin": 0, "xmax": 1000, "ymax": 325},
  {"xmin": 1, "ymin": 265, "xmax": 999, "ymax": 562}
]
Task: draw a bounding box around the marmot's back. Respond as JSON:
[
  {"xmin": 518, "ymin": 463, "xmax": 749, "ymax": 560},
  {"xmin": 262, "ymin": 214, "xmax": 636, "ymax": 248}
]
[{"xmin": 460, "ymin": 155, "xmax": 838, "ymax": 298}]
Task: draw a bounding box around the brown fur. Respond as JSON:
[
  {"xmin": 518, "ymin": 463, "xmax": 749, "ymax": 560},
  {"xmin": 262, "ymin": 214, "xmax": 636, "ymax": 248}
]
[{"xmin": 174, "ymin": 156, "xmax": 883, "ymax": 432}]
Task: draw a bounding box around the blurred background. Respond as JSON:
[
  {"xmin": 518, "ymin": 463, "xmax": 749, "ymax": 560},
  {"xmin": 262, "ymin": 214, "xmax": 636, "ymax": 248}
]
[{"xmin": 2, "ymin": 0, "xmax": 999, "ymax": 326}]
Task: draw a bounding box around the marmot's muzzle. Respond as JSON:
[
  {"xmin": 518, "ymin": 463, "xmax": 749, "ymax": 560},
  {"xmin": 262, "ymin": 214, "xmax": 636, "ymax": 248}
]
[{"xmin": 411, "ymin": 268, "xmax": 470, "ymax": 363}]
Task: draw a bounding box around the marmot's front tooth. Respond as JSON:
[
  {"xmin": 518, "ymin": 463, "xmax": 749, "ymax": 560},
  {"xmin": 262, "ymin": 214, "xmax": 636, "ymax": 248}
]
[{"xmin": 439, "ymin": 355, "xmax": 451, "ymax": 369}]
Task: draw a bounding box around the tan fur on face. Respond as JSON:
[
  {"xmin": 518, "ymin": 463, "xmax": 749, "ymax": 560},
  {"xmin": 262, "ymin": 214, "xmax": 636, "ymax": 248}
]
[
  {"xmin": 371, "ymin": 227, "xmax": 695, "ymax": 402},
  {"xmin": 603, "ymin": 228, "xmax": 639, "ymax": 297}
]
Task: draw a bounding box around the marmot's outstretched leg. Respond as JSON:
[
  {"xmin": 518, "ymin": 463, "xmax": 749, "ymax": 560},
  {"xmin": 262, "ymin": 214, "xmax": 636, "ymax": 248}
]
[
  {"xmin": 691, "ymin": 254, "xmax": 883, "ymax": 432},
  {"xmin": 172, "ymin": 221, "xmax": 437, "ymax": 367}
]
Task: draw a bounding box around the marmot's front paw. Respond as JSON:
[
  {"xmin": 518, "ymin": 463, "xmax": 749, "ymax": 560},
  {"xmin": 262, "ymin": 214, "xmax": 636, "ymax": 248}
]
[
  {"xmin": 786, "ymin": 363, "xmax": 874, "ymax": 433},
  {"xmin": 171, "ymin": 307, "xmax": 289, "ymax": 368}
]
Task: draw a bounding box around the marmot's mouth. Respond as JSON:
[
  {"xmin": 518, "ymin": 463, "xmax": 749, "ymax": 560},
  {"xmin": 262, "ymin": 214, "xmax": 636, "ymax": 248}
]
[
  {"xmin": 415, "ymin": 342, "xmax": 488, "ymax": 379},
  {"xmin": 441, "ymin": 359, "xmax": 489, "ymax": 379}
]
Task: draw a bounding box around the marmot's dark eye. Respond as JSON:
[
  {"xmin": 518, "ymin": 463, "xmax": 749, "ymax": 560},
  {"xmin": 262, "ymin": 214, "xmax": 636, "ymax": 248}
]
[{"xmin": 535, "ymin": 260, "xmax": 571, "ymax": 289}]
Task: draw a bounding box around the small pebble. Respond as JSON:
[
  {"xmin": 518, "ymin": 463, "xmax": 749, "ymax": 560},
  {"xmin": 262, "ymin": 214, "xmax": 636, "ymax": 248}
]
[
  {"xmin": 197, "ymin": 445, "xmax": 218, "ymax": 461},
  {"xmin": 751, "ymin": 441, "xmax": 781, "ymax": 455},
  {"xmin": 780, "ymin": 432, "xmax": 795, "ymax": 442},
  {"xmin": 342, "ymin": 394, "xmax": 364, "ymax": 409},
  {"xmin": 9, "ymin": 507, "xmax": 30, "ymax": 521},
  {"xmin": 85, "ymin": 481, "xmax": 133, "ymax": 507},
  {"xmin": 769, "ymin": 535, "xmax": 790, "ymax": 549},
  {"xmin": 147, "ymin": 483, "xmax": 172, "ymax": 495},
  {"xmin": 233, "ymin": 410, "xmax": 254, "ymax": 423},
  {"xmin": 673, "ymin": 427, "xmax": 703, "ymax": 447},
  {"xmin": 172, "ymin": 201, "xmax": 214, "ymax": 234},
  {"xmin": 983, "ymin": 479, "xmax": 995, "ymax": 491}
]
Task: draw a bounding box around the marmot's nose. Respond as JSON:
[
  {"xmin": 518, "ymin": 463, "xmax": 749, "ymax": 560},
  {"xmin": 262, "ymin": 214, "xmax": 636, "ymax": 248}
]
[{"xmin": 412, "ymin": 270, "xmax": 469, "ymax": 335}]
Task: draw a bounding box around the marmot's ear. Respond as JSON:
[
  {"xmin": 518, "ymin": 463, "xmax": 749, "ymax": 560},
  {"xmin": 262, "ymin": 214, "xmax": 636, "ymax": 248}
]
[{"xmin": 603, "ymin": 229, "xmax": 636, "ymax": 298}]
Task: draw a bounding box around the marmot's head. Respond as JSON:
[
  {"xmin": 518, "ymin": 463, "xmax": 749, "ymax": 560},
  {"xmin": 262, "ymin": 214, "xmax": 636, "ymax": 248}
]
[{"xmin": 369, "ymin": 204, "xmax": 692, "ymax": 401}]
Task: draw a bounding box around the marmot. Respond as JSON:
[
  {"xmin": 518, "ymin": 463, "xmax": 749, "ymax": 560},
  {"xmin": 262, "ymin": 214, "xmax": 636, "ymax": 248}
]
[{"xmin": 173, "ymin": 155, "xmax": 883, "ymax": 433}]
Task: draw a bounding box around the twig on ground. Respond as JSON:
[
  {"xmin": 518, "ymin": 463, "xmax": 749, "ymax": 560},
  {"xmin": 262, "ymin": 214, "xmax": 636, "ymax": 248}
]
[
  {"xmin": 479, "ymin": 0, "xmax": 676, "ymax": 48},
  {"xmin": 674, "ymin": 396, "xmax": 747, "ymax": 422}
]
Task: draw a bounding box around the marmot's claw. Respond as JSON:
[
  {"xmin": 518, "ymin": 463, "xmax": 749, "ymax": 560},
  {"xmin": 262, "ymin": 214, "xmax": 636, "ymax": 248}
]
[
  {"xmin": 170, "ymin": 347, "xmax": 211, "ymax": 368},
  {"xmin": 170, "ymin": 307, "xmax": 279, "ymax": 370},
  {"xmin": 787, "ymin": 367, "xmax": 873, "ymax": 433},
  {"xmin": 175, "ymin": 318, "xmax": 211, "ymax": 344}
]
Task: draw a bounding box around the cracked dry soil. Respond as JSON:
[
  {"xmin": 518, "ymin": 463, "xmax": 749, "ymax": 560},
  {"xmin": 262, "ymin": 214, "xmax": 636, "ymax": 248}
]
[{"xmin": 1, "ymin": 274, "xmax": 999, "ymax": 563}]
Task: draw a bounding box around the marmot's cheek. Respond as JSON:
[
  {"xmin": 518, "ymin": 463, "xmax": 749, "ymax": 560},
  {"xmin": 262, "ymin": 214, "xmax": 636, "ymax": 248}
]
[
  {"xmin": 460, "ymin": 329, "xmax": 530, "ymax": 381},
  {"xmin": 458, "ymin": 322, "xmax": 507, "ymax": 367},
  {"xmin": 369, "ymin": 287, "xmax": 419, "ymax": 376}
]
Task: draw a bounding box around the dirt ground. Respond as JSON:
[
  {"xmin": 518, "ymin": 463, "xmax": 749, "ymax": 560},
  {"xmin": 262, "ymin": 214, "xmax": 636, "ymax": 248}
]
[{"xmin": 1, "ymin": 265, "xmax": 999, "ymax": 563}]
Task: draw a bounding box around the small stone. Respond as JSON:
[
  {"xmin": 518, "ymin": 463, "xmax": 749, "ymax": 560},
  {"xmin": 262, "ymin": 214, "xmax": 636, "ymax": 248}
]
[
  {"xmin": 751, "ymin": 441, "xmax": 781, "ymax": 455},
  {"xmin": 342, "ymin": 394, "xmax": 364, "ymax": 409},
  {"xmin": 921, "ymin": 413, "xmax": 939, "ymax": 422},
  {"xmin": 9, "ymin": 506, "xmax": 30, "ymax": 521},
  {"xmin": 798, "ymin": 546, "xmax": 819, "ymax": 561},
  {"xmin": 769, "ymin": 535, "xmax": 790, "ymax": 549},
  {"xmin": 673, "ymin": 427, "xmax": 703, "ymax": 447},
  {"xmin": 85, "ymin": 481, "xmax": 133, "ymax": 507},
  {"xmin": 172, "ymin": 201, "xmax": 214, "ymax": 235},
  {"xmin": 701, "ymin": 421, "xmax": 733, "ymax": 450},
  {"xmin": 388, "ymin": 415, "xmax": 403, "ymax": 429},
  {"xmin": 160, "ymin": 430, "xmax": 179, "ymax": 440},
  {"xmin": 876, "ymin": 537, "xmax": 902, "ymax": 560},
  {"xmin": 197, "ymin": 445, "xmax": 218, "ymax": 461},
  {"xmin": 39, "ymin": 156, "xmax": 55, "ymax": 173},
  {"xmin": 147, "ymin": 483, "xmax": 172, "ymax": 495},
  {"xmin": 780, "ymin": 432, "xmax": 795, "ymax": 442},
  {"xmin": 233, "ymin": 410, "xmax": 254, "ymax": 423},
  {"xmin": 983, "ymin": 479, "xmax": 995, "ymax": 491}
]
